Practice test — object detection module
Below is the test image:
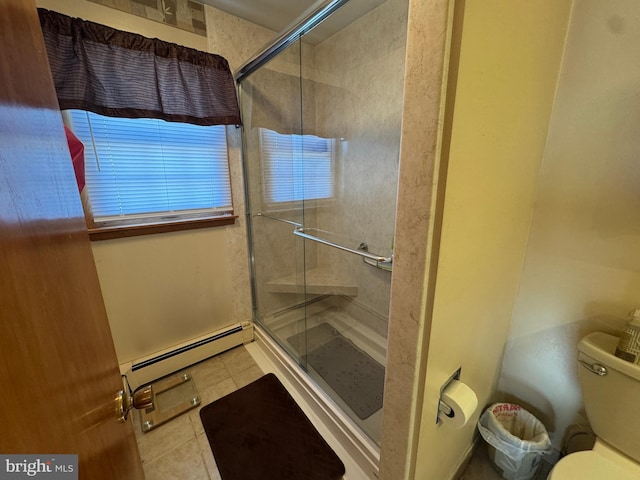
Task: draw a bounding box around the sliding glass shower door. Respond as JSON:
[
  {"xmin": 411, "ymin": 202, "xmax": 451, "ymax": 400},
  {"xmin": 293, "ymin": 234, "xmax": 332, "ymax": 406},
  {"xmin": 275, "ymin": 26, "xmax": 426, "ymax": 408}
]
[
  {"xmin": 239, "ymin": 0, "xmax": 408, "ymax": 444},
  {"xmin": 240, "ymin": 38, "xmax": 309, "ymax": 365}
]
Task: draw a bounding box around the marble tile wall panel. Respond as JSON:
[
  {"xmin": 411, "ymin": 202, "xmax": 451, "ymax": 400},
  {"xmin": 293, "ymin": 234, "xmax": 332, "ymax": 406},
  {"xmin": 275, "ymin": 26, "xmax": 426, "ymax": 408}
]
[{"xmin": 311, "ymin": 0, "xmax": 409, "ymax": 323}]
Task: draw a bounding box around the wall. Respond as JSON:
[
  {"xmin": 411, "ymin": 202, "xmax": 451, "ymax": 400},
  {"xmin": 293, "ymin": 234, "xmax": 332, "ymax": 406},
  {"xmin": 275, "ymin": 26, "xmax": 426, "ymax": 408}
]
[
  {"xmin": 379, "ymin": 0, "xmax": 453, "ymax": 476},
  {"xmin": 412, "ymin": 1, "xmax": 572, "ymax": 478},
  {"xmin": 499, "ymin": 0, "xmax": 640, "ymax": 450},
  {"xmin": 312, "ymin": 0, "xmax": 408, "ymax": 323},
  {"xmin": 37, "ymin": 0, "xmax": 208, "ymax": 50},
  {"xmin": 36, "ymin": 0, "xmax": 269, "ymax": 363}
]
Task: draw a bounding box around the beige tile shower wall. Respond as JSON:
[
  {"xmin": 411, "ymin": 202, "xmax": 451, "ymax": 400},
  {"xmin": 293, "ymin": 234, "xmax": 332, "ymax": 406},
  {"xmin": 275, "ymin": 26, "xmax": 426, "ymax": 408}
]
[
  {"xmin": 205, "ymin": 6, "xmax": 274, "ymax": 73},
  {"xmin": 499, "ymin": 0, "xmax": 640, "ymax": 450},
  {"xmin": 36, "ymin": 0, "xmax": 270, "ymax": 364},
  {"xmin": 236, "ymin": 36, "xmax": 320, "ymax": 318},
  {"xmin": 311, "ymin": 0, "xmax": 409, "ymax": 321},
  {"xmin": 379, "ymin": 0, "xmax": 453, "ymax": 476}
]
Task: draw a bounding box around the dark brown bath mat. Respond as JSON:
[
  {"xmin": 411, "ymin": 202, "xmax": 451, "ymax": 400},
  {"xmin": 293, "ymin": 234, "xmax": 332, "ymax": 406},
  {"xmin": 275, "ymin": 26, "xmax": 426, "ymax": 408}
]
[{"xmin": 199, "ymin": 373, "xmax": 345, "ymax": 480}]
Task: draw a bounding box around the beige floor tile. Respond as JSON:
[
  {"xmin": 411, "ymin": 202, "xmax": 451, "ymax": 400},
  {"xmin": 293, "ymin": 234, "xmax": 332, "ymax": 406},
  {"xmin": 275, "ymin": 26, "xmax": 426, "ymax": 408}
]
[
  {"xmin": 196, "ymin": 375, "xmax": 238, "ymax": 404},
  {"xmin": 143, "ymin": 437, "xmax": 209, "ymax": 480},
  {"xmin": 187, "ymin": 355, "xmax": 232, "ymax": 386},
  {"xmin": 220, "ymin": 345, "xmax": 257, "ymax": 376},
  {"xmin": 197, "ymin": 433, "xmax": 222, "ymax": 480},
  {"xmin": 133, "ymin": 345, "xmax": 268, "ymax": 479},
  {"xmin": 232, "ymin": 364, "xmax": 264, "ymax": 389},
  {"xmin": 135, "ymin": 411, "xmax": 194, "ymax": 464}
]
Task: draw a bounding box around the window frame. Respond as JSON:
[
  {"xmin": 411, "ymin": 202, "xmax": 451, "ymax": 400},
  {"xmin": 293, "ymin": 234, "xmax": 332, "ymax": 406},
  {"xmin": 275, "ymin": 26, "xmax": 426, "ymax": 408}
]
[{"xmin": 63, "ymin": 111, "xmax": 237, "ymax": 240}]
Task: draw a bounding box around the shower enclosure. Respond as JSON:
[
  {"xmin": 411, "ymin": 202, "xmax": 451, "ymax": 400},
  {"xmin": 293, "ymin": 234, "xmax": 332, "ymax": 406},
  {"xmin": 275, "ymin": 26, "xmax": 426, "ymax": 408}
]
[{"xmin": 236, "ymin": 0, "xmax": 408, "ymax": 444}]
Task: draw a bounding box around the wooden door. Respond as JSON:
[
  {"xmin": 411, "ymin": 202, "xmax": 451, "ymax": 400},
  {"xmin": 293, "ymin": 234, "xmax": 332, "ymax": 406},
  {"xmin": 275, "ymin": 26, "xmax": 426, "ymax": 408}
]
[{"xmin": 0, "ymin": 1, "xmax": 144, "ymax": 478}]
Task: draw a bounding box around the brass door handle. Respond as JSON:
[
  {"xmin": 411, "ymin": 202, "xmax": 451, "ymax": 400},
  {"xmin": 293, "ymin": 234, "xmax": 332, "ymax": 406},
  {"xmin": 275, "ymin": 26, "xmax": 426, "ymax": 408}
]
[
  {"xmin": 132, "ymin": 386, "xmax": 154, "ymax": 410},
  {"xmin": 116, "ymin": 380, "xmax": 154, "ymax": 423}
]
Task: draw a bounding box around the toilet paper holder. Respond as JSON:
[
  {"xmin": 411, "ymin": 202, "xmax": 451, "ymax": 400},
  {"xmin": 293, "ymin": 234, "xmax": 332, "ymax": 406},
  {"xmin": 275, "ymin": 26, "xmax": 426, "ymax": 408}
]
[{"xmin": 437, "ymin": 367, "xmax": 462, "ymax": 424}]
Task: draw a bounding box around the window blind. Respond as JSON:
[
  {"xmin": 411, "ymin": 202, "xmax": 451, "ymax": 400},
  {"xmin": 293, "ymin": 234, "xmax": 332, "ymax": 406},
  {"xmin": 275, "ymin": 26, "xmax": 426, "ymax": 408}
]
[
  {"xmin": 259, "ymin": 128, "xmax": 335, "ymax": 204},
  {"xmin": 67, "ymin": 110, "xmax": 232, "ymax": 221}
]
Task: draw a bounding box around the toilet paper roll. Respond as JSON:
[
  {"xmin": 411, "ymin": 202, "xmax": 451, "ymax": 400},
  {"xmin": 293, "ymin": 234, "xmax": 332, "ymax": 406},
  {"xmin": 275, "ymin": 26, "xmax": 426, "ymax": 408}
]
[{"xmin": 441, "ymin": 380, "xmax": 478, "ymax": 428}]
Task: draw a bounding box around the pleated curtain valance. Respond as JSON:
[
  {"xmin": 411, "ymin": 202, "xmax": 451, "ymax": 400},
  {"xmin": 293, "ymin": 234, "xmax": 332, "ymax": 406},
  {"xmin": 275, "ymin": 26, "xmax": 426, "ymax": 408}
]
[{"xmin": 37, "ymin": 9, "xmax": 242, "ymax": 126}]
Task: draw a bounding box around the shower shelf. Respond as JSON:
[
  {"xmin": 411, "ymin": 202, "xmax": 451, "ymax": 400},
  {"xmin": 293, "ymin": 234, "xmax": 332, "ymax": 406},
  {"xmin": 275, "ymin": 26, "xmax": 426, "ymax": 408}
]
[{"xmin": 266, "ymin": 267, "xmax": 358, "ymax": 296}]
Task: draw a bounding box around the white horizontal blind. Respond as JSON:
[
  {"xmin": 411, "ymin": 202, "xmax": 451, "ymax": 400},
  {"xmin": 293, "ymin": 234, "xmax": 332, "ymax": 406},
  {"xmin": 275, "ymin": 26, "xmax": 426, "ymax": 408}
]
[
  {"xmin": 259, "ymin": 128, "xmax": 335, "ymax": 204},
  {"xmin": 66, "ymin": 110, "xmax": 232, "ymax": 221}
]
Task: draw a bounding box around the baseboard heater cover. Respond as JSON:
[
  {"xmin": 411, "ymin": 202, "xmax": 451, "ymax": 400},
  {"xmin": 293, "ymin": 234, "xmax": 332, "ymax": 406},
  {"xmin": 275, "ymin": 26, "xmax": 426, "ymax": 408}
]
[{"xmin": 124, "ymin": 322, "xmax": 253, "ymax": 390}]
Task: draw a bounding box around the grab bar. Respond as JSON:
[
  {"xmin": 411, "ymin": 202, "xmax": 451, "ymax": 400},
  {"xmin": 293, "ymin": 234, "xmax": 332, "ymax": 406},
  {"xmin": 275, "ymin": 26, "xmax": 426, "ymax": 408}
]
[{"xmin": 293, "ymin": 227, "xmax": 392, "ymax": 263}]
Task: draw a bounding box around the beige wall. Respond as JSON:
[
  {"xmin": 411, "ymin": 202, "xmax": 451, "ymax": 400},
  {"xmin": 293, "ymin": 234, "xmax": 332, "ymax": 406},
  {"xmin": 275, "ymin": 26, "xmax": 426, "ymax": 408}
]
[
  {"xmin": 412, "ymin": 1, "xmax": 572, "ymax": 478},
  {"xmin": 36, "ymin": 0, "xmax": 267, "ymax": 363},
  {"xmin": 499, "ymin": 0, "xmax": 640, "ymax": 450}
]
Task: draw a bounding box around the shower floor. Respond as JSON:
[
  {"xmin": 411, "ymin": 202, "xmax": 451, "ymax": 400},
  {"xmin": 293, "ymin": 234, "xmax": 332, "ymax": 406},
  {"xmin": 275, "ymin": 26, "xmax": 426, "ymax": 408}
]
[
  {"xmin": 287, "ymin": 323, "xmax": 385, "ymax": 420},
  {"xmin": 263, "ymin": 301, "xmax": 387, "ymax": 443}
]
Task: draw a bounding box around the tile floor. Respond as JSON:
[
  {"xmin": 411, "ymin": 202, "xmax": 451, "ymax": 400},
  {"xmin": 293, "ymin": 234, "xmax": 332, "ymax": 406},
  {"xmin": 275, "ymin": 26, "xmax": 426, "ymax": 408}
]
[
  {"xmin": 131, "ymin": 344, "xmax": 551, "ymax": 480},
  {"xmin": 132, "ymin": 345, "xmax": 264, "ymax": 480}
]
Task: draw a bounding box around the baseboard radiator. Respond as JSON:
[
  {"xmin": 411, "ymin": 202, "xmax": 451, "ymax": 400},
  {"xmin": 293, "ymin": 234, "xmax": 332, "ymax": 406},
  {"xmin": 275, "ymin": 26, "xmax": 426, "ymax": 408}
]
[{"xmin": 122, "ymin": 321, "xmax": 253, "ymax": 390}]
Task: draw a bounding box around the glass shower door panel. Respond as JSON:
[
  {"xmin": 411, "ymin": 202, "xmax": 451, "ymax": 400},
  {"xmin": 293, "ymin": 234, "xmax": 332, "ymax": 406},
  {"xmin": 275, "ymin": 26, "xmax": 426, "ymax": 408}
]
[
  {"xmin": 241, "ymin": 39, "xmax": 309, "ymax": 365},
  {"xmin": 239, "ymin": 0, "xmax": 408, "ymax": 446},
  {"xmin": 296, "ymin": 2, "xmax": 405, "ymax": 442}
]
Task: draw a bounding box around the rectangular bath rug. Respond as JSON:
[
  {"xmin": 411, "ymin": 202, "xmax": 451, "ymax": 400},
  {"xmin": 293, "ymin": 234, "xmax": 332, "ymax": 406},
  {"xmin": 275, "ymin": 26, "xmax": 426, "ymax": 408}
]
[{"xmin": 200, "ymin": 373, "xmax": 345, "ymax": 480}]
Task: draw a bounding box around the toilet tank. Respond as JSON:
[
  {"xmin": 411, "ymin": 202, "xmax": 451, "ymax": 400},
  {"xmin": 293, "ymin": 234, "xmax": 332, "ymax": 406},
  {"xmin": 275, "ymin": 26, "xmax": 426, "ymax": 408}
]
[{"xmin": 578, "ymin": 332, "xmax": 640, "ymax": 462}]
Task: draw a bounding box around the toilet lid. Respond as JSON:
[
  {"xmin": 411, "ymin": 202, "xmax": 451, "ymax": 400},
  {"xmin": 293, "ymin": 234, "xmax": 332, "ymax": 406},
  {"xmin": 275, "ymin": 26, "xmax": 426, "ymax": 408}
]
[{"xmin": 549, "ymin": 451, "xmax": 640, "ymax": 480}]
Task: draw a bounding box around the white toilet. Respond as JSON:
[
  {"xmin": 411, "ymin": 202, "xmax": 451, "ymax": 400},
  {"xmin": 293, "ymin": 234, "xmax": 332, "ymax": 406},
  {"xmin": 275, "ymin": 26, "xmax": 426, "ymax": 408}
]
[{"xmin": 548, "ymin": 332, "xmax": 640, "ymax": 479}]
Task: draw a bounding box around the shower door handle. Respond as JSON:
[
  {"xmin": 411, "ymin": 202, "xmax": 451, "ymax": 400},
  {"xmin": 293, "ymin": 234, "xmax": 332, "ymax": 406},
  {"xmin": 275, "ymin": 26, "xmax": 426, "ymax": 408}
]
[{"xmin": 293, "ymin": 227, "xmax": 391, "ymax": 263}]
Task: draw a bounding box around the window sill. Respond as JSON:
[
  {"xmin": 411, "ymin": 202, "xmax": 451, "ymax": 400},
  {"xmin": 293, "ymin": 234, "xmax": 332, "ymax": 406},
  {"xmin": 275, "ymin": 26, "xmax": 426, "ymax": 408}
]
[{"xmin": 88, "ymin": 215, "xmax": 238, "ymax": 241}]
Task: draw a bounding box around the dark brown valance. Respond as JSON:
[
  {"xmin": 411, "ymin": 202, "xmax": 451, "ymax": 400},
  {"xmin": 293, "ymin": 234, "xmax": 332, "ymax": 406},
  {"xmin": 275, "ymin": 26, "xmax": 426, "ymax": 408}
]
[{"xmin": 38, "ymin": 9, "xmax": 241, "ymax": 126}]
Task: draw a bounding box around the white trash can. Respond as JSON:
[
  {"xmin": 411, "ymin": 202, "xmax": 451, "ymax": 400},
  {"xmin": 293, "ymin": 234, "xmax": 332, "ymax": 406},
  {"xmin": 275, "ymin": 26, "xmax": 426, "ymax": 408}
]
[{"xmin": 477, "ymin": 403, "xmax": 552, "ymax": 480}]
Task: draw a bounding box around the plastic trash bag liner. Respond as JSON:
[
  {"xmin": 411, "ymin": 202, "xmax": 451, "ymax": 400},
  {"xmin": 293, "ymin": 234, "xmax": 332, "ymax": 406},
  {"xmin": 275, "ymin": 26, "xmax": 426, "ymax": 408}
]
[{"xmin": 478, "ymin": 403, "xmax": 552, "ymax": 480}]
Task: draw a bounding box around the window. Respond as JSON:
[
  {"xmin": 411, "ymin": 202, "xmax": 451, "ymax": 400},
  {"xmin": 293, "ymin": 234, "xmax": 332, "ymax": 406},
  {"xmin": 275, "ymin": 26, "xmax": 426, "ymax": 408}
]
[
  {"xmin": 259, "ymin": 128, "xmax": 336, "ymax": 206},
  {"xmin": 65, "ymin": 110, "xmax": 234, "ymax": 237}
]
